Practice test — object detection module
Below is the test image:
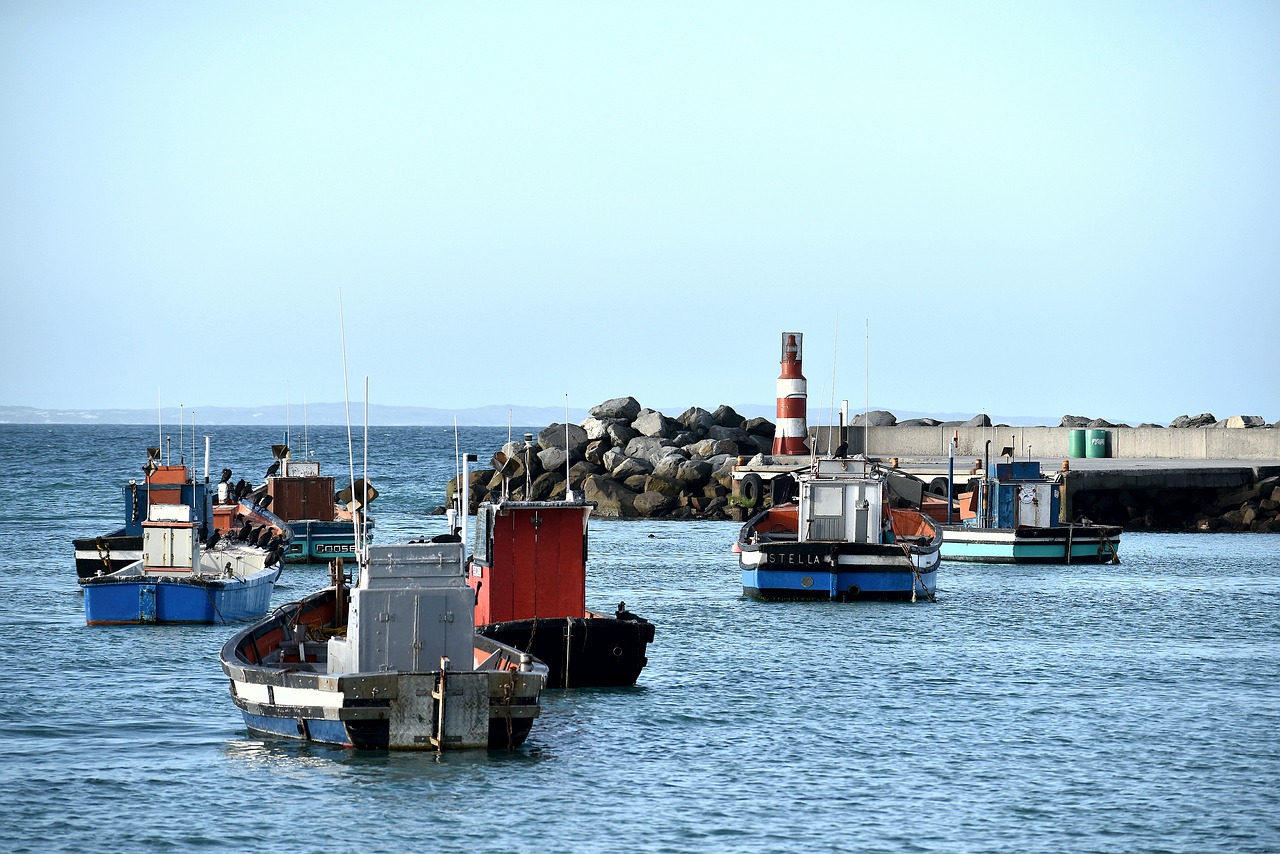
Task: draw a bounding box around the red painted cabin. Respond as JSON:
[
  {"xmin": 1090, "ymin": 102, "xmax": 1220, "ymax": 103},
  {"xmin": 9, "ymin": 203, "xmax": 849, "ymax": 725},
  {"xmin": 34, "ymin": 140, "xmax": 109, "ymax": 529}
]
[{"xmin": 468, "ymin": 500, "xmax": 590, "ymax": 625}]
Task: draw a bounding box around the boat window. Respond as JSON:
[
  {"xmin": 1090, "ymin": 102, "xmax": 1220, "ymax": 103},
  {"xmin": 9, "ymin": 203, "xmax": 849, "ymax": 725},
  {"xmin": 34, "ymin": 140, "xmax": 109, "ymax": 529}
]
[
  {"xmin": 811, "ymin": 484, "xmax": 844, "ymax": 517},
  {"xmin": 472, "ymin": 507, "xmax": 491, "ymax": 563}
]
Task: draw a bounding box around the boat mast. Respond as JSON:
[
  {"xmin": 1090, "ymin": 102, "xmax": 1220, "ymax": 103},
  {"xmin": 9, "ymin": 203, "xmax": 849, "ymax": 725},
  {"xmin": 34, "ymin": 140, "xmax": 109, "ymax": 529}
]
[
  {"xmin": 564, "ymin": 394, "xmax": 573, "ymax": 501},
  {"xmin": 864, "ymin": 319, "xmax": 869, "ymax": 460},
  {"xmin": 338, "ymin": 288, "xmax": 364, "ymax": 575}
]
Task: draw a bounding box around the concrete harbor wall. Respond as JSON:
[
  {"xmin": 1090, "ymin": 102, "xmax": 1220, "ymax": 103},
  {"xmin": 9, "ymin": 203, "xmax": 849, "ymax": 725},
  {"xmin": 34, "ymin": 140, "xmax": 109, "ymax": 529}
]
[{"xmin": 812, "ymin": 425, "xmax": 1280, "ymax": 461}]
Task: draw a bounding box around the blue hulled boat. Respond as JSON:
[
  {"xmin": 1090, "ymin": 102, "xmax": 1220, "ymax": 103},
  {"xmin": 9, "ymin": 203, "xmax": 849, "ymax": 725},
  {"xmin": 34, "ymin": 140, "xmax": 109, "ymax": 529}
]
[
  {"xmin": 941, "ymin": 460, "xmax": 1121, "ymax": 564},
  {"xmin": 72, "ymin": 450, "xmax": 213, "ymax": 581},
  {"xmin": 82, "ymin": 485, "xmax": 289, "ymax": 626},
  {"xmin": 735, "ymin": 457, "xmax": 942, "ymax": 602}
]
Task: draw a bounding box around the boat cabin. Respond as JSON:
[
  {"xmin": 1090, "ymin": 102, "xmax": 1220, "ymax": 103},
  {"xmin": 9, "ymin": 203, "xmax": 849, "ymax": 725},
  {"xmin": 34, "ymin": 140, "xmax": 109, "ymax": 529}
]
[
  {"xmin": 468, "ymin": 499, "xmax": 591, "ymax": 625},
  {"xmin": 796, "ymin": 460, "xmax": 888, "ymax": 545},
  {"xmin": 142, "ymin": 503, "xmax": 201, "ymax": 576},
  {"xmin": 960, "ymin": 461, "xmax": 1064, "ymax": 528},
  {"xmin": 326, "ymin": 542, "xmax": 476, "ymax": 674},
  {"xmin": 123, "ymin": 461, "xmax": 212, "ymax": 541}
]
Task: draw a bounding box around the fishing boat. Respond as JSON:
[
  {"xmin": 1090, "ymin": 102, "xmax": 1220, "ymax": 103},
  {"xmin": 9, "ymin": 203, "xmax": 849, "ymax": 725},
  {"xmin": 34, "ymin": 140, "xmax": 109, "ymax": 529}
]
[
  {"xmin": 82, "ymin": 489, "xmax": 289, "ymax": 626},
  {"xmin": 941, "ymin": 460, "xmax": 1122, "ymax": 563},
  {"xmin": 467, "ymin": 493, "xmax": 655, "ymax": 688},
  {"xmin": 73, "ymin": 447, "xmax": 214, "ymax": 581},
  {"xmin": 244, "ymin": 444, "xmax": 375, "ymax": 563},
  {"xmin": 220, "ymin": 542, "xmax": 548, "ymax": 750},
  {"xmin": 735, "ymin": 456, "xmax": 942, "ymax": 601}
]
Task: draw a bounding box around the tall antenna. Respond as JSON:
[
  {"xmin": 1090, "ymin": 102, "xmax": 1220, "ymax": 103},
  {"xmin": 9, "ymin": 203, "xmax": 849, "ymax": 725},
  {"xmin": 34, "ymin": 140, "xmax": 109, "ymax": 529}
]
[
  {"xmin": 454, "ymin": 416, "xmax": 461, "ymax": 517},
  {"xmin": 828, "ymin": 314, "xmax": 839, "ymax": 455},
  {"xmin": 864, "ymin": 319, "xmax": 870, "ymax": 459},
  {"xmin": 363, "ymin": 376, "xmax": 369, "ymax": 567},
  {"xmin": 157, "ymin": 389, "xmax": 163, "ymax": 464},
  {"xmin": 564, "ymin": 394, "xmax": 572, "ymax": 500},
  {"xmin": 338, "ymin": 289, "xmax": 363, "ymax": 569}
]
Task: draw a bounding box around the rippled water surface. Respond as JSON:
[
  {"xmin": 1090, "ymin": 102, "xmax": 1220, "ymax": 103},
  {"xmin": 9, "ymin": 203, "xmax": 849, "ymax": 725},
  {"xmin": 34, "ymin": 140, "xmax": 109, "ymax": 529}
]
[{"xmin": 2, "ymin": 425, "xmax": 1278, "ymax": 853}]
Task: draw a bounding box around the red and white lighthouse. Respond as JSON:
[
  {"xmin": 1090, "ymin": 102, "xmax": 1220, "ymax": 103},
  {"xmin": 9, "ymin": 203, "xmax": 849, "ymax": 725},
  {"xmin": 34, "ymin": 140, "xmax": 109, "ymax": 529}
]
[{"xmin": 772, "ymin": 332, "xmax": 809, "ymax": 456}]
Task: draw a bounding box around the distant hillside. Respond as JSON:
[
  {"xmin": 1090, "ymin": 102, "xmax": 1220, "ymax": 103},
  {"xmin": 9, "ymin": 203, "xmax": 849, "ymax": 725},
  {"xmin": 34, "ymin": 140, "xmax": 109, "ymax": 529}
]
[{"xmin": 0, "ymin": 402, "xmax": 1056, "ymax": 427}]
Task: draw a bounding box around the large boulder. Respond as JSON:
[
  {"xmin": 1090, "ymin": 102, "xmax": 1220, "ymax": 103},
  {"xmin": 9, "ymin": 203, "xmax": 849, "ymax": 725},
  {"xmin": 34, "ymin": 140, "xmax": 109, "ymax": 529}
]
[
  {"xmin": 581, "ymin": 416, "xmax": 622, "ymax": 441},
  {"xmin": 708, "ymin": 425, "xmax": 754, "ymax": 445},
  {"xmin": 528, "ymin": 471, "xmax": 561, "ymax": 502},
  {"xmin": 605, "ymin": 420, "xmax": 640, "ymax": 448},
  {"xmin": 677, "ymin": 459, "xmax": 713, "ymax": 486},
  {"xmin": 963, "ymin": 413, "xmax": 992, "ymax": 427},
  {"xmin": 652, "ymin": 456, "xmax": 684, "ymax": 481},
  {"xmin": 634, "ymin": 491, "xmax": 674, "ymax": 517},
  {"xmin": 608, "ymin": 455, "xmax": 653, "ymax": 481},
  {"xmin": 849, "ymin": 410, "xmax": 897, "ymax": 427},
  {"xmin": 898, "ymin": 417, "xmax": 941, "ymax": 427},
  {"xmin": 537, "ymin": 446, "xmax": 580, "ymax": 474},
  {"xmin": 711, "ymin": 404, "xmax": 745, "ymax": 429},
  {"xmin": 567, "ymin": 460, "xmax": 603, "ymax": 489},
  {"xmin": 1226, "ymin": 415, "xmax": 1267, "ymax": 428},
  {"xmin": 590, "ymin": 397, "xmax": 642, "ymax": 421},
  {"xmin": 625, "ymin": 436, "xmax": 678, "ymax": 465},
  {"xmin": 686, "ymin": 438, "xmax": 739, "ymax": 460},
  {"xmin": 670, "ymin": 430, "xmax": 700, "ymax": 448},
  {"xmin": 634, "ymin": 410, "xmax": 678, "ymax": 439},
  {"xmin": 1060, "ymin": 415, "xmax": 1092, "ymax": 427},
  {"xmin": 538, "ymin": 422, "xmax": 589, "ymax": 452},
  {"xmin": 741, "ymin": 416, "xmax": 776, "ymax": 438},
  {"xmin": 709, "ymin": 455, "xmax": 737, "ymax": 489},
  {"xmin": 581, "ymin": 474, "xmax": 638, "ymax": 518},
  {"xmin": 1170, "ymin": 413, "xmax": 1216, "ymax": 428},
  {"xmin": 584, "ymin": 438, "xmax": 611, "ymax": 466},
  {"xmin": 643, "ymin": 475, "xmax": 682, "ymax": 499},
  {"xmin": 677, "ymin": 407, "xmax": 716, "ymax": 437}
]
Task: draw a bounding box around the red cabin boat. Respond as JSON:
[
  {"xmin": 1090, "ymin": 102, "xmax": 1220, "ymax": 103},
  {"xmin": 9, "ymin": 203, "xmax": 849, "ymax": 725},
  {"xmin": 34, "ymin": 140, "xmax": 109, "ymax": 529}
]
[{"xmin": 467, "ymin": 497, "xmax": 654, "ymax": 688}]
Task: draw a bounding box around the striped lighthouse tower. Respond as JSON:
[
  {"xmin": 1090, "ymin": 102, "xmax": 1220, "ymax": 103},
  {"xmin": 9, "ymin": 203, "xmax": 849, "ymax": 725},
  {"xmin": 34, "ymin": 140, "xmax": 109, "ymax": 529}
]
[{"xmin": 772, "ymin": 332, "xmax": 810, "ymax": 456}]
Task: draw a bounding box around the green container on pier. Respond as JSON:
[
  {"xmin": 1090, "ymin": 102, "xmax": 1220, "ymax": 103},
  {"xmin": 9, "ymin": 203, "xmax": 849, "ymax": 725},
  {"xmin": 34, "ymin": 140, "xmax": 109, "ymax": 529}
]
[
  {"xmin": 1068, "ymin": 429, "xmax": 1087, "ymax": 458},
  {"xmin": 1085, "ymin": 429, "xmax": 1110, "ymax": 458}
]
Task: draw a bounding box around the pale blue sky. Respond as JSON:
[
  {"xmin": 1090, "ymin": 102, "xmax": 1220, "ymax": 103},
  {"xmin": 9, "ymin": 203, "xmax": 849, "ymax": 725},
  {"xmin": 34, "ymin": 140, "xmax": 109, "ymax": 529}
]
[{"xmin": 3, "ymin": 1, "xmax": 1277, "ymax": 425}]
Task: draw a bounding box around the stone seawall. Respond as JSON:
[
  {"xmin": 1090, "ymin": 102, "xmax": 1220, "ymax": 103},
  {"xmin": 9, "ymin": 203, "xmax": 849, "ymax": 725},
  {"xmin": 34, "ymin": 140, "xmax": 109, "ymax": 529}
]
[{"xmin": 442, "ymin": 400, "xmax": 1280, "ymax": 533}]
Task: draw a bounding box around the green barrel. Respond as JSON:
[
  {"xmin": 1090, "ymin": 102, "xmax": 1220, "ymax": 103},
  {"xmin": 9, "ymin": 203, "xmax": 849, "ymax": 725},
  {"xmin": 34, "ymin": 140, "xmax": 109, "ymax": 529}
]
[
  {"xmin": 1085, "ymin": 429, "xmax": 1109, "ymax": 458},
  {"xmin": 1068, "ymin": 429, "xmax": 1087, "ymax": 458}
]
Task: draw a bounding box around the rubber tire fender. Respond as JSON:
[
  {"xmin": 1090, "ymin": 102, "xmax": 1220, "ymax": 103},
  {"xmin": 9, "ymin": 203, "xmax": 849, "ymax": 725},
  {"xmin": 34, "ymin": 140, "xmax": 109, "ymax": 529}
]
[{"xmin": 740, "ymin": 473, "xmax": 763, "ymax": 508}]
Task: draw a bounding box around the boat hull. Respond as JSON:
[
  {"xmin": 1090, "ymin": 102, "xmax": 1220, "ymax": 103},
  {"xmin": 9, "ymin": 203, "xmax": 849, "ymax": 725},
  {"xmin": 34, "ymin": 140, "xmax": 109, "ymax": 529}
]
[
  {"xmin": 282, "ymin": 519, "xmax": 373, "ymax": 564},
  {"xmin": 73, "ymin": 531, "xmax": 142, "ymax": 581},
  {"xmin": 740, "ymin": 543, "xmax": 940, "ymax": 601},
  {"xmin": 83, "ymin": 567, "xmax": 281, "ymax": 625},
  {"xmin": 221, "ymin": 587, "xmax": 547, "ymax": 750},
  {"xmin": 941, "ymin": 525, "xmax": 1122, "ymax": 564},
  {"xmin": 478, "ymin": 614, "xmax": 656, "ymax": 689},
  {"xmin": 230, "ymin": 671, "xmax": 543, "ymax": 750}
]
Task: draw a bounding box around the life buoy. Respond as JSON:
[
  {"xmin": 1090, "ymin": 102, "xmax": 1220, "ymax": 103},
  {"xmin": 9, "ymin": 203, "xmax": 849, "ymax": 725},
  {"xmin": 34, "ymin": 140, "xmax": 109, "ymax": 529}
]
[{"xmin": 740, "ymin": 473, "xmax": 763, "ymax": 507}]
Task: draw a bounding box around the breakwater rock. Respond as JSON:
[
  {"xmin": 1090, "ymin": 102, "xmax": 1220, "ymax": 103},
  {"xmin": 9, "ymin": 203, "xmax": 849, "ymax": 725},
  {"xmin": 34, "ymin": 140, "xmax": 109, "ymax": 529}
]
[
  {"xmin": 445, "ymin": 398, "xmax": 777, "ymax": 520},
  {"xmin": 440, "ymin": 400, "xmax": 1280, "ymax": 530}
]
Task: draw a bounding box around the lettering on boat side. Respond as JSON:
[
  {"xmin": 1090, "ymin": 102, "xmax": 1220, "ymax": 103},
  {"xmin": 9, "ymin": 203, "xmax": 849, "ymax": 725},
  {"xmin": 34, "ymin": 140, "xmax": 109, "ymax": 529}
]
[{"xmin": 765, "ymin": 552, "xmax": 824, "ymax": 565}]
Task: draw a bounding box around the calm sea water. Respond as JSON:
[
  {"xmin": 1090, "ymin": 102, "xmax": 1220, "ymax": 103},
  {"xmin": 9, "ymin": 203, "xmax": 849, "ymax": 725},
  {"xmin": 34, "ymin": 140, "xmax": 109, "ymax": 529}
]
[{"xmin": 1, "ymin": 424, "xmax": 1277, "ymax": 853}]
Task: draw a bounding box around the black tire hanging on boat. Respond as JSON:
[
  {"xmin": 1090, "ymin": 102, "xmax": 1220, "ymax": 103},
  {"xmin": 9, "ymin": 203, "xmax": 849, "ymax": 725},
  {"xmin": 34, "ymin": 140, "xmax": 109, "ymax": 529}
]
[
  {"xmin": 740, "ymin": 473, "xmax": 763, "ymax": 508},
  {"xmin": 928, "ymin": 477, "xmax": 949, "ymax": 497}
]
